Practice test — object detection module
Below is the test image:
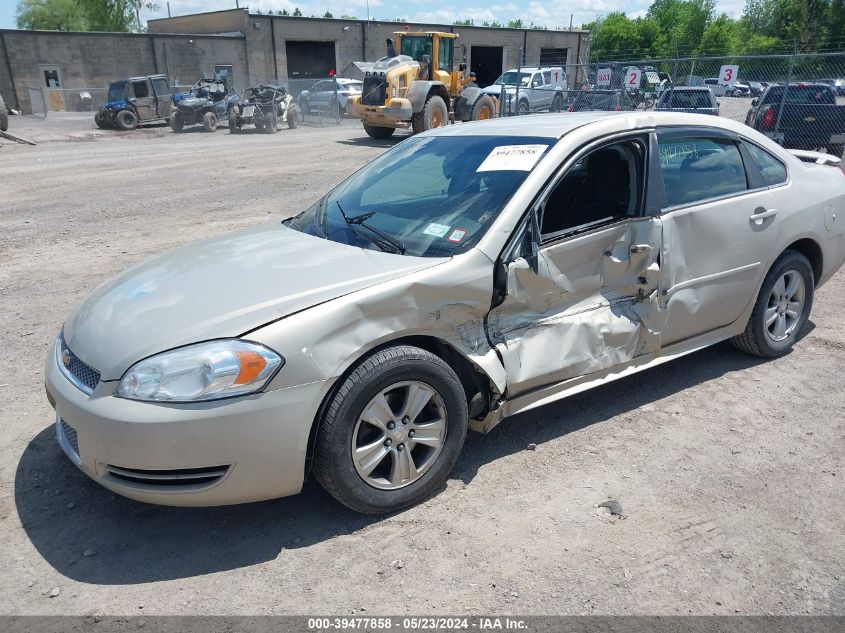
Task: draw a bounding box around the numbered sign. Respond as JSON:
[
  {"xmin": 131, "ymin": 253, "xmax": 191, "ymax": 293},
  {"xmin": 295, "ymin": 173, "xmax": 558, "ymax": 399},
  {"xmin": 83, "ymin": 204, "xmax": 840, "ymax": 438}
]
[
  {"xmin": 596, "ymin": 68, "xmax": 612, "ymax": 87},
  {"xmin": 719, "ymin": 65, "xmax": 739, "ymax": 86},
  {"xmin": 624, "ymin": 67, "xmax": 641, "ymax": 90}
]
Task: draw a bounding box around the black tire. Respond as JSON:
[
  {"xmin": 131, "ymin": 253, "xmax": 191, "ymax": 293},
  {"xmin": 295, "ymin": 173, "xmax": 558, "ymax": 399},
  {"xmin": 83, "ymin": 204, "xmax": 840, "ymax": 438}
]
[
  {"xmin": 363, "ymin": 123, "xmax": 395, "ymax": 138},
  {"xmin": 730, "ymin": 250, "xmax": 814, "ymax": 358},
  {"xmin": 301, "ymin": 98, "xmax": 310, "ymax": 115},
  {"xmin": 314, "ymin": 345, "xmax": 469, "ymax": 514},
  {"xmin": 263, "ymin": 115, "xmax": 277, "ymax": 134},
  {"xmin": 169, "ymin": 112, "xmax": 184, "ymax": 132},
  {"xmin": 550, "ymin": 93, "xmax": 564, "ymax": 113},
  {"xmin": 114, "ymin": 109, "xmax": 138, "ymax": 131},
  {"xmin": 470, "ymin": 94, "xmax": 496, "ymax": 121},
  {"xmin": 202, "ymin": 111, "xmax": 218, "ymax": 132},
  {"xmin": 94, "ymin": 111, "xmax": 109, "ymax": 130},
  {"xmin": 411, "ymin": 95, "xmax": 448, "ymax": 134},
  {"xmin": 255, "ymin": 121, "xmax": 264, "ymax": 131},
  {"xmin": 287, "ymin": 106, "xmax": 298, "ymax": 129},
  {"xmin": 228, "ymin": 113, "xmax": 238, "ymax": 134},
  {"xmin": 1, "ymin": 94, "xmax": 9, "ymax": 131},
  {"xmin": 517, "ymin": 100, "xmax": 529, "ymax": 116}
]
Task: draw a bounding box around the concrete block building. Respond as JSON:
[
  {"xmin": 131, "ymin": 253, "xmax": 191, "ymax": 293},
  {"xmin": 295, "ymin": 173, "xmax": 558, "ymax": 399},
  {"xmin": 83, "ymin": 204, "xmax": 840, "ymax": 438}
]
[{"xmin": 0, "ymin": 8, "xmax": 589, "ymax": 113}]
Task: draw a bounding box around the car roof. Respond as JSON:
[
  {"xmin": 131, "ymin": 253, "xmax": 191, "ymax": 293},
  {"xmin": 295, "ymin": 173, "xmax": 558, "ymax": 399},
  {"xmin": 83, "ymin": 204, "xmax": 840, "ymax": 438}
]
[{"xmin": 422, "ymin": 111, "xmax": 759, "ymax": 140}]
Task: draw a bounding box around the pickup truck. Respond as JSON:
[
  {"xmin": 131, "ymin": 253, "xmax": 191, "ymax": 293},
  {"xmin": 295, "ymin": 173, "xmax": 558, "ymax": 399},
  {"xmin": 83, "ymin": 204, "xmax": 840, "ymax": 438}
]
[{"xmin": 745, "ymin": 82, "xmax": 845, "ymax": 156}]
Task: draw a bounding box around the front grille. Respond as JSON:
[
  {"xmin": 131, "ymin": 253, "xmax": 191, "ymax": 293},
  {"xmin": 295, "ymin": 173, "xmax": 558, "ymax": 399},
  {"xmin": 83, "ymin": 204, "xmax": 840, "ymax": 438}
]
[
  {"xmin": 362, "ymin": 76, "xmax": 387, "ymax": 106},
  {"xmin": 58, "ymin": 335, "xmax": 100, "ymax": 395},
  {"xmin": 106, "ymin": 464, "xmax": 230, "ymax": 488},
  {"xmin": 56, "ymin": 417, "xmax": 81, "ymax": 466}
]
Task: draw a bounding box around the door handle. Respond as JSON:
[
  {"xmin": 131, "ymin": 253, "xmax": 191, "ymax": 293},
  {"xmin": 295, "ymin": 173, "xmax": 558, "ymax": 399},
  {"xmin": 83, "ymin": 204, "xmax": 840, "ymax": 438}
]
[
  {"xmin": 630, "ymin": 244, "xmax": 651, "ymax": 254},
  {"xmin": 749, "ymin": 207, "xmax": 777, "ymax": 224}
]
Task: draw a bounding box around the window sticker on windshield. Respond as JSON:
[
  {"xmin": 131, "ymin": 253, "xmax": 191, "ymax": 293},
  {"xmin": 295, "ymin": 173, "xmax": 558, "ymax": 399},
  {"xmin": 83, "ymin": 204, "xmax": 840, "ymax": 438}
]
[
  {"xmin": 447, "ymin": 228, "xmax": 467, "ymax": 243},
  {"xmin": 423, "ymin": 222, "xmax": 451, "ymax": 238},
  {"xmin": 476, "ymin": 144, "xmax": 548, "ymax": 172}
]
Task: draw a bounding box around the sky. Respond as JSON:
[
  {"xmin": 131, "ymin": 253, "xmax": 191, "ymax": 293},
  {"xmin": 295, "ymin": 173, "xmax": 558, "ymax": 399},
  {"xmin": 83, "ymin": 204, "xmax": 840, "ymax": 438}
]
[{"xmin": 0, "ymin": 0, "xmax": 747, "ymax": 31}]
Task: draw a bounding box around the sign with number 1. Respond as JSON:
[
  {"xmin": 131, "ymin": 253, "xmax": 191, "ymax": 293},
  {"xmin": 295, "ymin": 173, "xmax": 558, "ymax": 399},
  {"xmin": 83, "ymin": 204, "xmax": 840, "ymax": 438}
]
[
  {"xmin": 624, "ymin": 67, "xmax": 641, "ymax": 89},
  {"xmin": 719, "ymin": 65, "xmax": 739, "ymax": 86}
]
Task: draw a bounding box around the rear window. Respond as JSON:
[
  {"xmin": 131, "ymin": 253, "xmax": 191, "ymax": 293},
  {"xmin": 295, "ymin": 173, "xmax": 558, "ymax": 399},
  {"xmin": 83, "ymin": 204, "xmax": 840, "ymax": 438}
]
[
  {"xmin": 746, "ymin": 143, "xmax": 788, "ymax": 186},
  {"xmin": 660, "ymin": 90, "xmax": 714, "ymax": 109},
  {"xmin": 763, "ymin": 86, "xmax": 836, "ymax": 105},
  {"xmin": 658, "ymin": 136, "xmax": 748, "ymax": 207}
]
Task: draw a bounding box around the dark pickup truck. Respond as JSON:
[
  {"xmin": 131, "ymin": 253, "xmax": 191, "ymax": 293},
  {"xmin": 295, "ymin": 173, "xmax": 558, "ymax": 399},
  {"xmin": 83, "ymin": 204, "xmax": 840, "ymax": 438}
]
[{"xmin": 745, "ymin": 83, "xmax": 845, "ymax": 156}]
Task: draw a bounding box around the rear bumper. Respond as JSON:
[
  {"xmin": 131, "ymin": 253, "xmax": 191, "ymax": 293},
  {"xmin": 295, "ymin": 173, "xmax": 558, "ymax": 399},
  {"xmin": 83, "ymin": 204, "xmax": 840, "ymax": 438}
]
[{"xmin": 45, "ymin": 339, "xmax": 325, "ymax": 506}]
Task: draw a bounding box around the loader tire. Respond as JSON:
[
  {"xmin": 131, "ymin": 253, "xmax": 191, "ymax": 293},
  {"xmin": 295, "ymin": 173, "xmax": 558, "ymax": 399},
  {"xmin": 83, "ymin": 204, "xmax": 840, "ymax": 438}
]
[
  {"xmin": 363, "ymin": 124, "xmax": 395, "ymax": 139},
  {"xmin": 412, "ymin": 95, "xmax": 447, "ymax": 134}
]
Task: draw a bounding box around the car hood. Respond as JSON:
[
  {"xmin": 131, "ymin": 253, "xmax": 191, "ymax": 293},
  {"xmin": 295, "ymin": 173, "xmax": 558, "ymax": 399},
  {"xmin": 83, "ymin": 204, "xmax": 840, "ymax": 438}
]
[
  {"xmin": 482, "ymin": 85, "xmax": 503, "ymax": 96},
  {"xmin": 64, "ymin": 223, "xmax": 446, "ymax": 380}
]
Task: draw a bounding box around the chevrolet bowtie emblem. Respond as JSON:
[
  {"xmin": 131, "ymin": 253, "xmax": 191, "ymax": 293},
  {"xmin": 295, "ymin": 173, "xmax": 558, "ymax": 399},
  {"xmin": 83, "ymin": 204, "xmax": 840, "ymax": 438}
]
[{"xmin": 61, "ymin": 349, "xmax": 71, "ymax": 367}]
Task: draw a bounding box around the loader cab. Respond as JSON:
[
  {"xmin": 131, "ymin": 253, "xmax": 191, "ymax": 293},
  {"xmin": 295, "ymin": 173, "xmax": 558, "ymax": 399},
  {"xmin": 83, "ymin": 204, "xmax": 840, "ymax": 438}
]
[{"xmin": 396, "ymin": 32, "xmax": 458, "ymax": 91}]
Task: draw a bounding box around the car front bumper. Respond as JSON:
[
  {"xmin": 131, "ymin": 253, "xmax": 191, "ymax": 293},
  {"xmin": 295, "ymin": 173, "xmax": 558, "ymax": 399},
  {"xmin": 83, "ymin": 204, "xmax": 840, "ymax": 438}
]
[{"xmin": 45, "ymin": 340, "xmax": 325, "ymax": 506}]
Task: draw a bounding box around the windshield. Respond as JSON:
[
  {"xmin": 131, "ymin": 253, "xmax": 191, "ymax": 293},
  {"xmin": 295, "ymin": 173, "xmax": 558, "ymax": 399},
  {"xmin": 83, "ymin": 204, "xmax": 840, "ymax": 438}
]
[
  {"xmin": 400, "ymin": 36, "xmax": 433, "ymax": 62},
  {"xmin": 496, "ymin": 71, "xmax": 531, "ymax": 87},
  {"xmin": 108, "ymin": 81, "xmax": 126, "ymax": 102},
  {"xmin": 659, "ymin": 90, "xmax": 713, "ymax": 109},
  {"xmin": 285, "ymin": 135, "xmax": 554, "ymax": 257}
]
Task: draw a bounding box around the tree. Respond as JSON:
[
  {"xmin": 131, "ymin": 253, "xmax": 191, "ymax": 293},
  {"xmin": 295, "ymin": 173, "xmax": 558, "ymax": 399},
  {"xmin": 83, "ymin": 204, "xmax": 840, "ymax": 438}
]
[
  {"xmin": 16, "ymin": 0, "xmax": 89, "ymax": 30},
  {"xmin": 340, "ymin": 14, "xmax": 357, "ymax": 19},
  {"xmin": 454, "ymin": 19, "xmax": 474, "ymax": 26},
  {"xmin": 507, "ymin": 19, "xmax": 525, "ymax": 28},
  {"xmin": 16, "ymin": 0, "xmax": 158, "ymax": 32},
  {"xmin": 293, "ymin": 7, "xmax": 302, "ymax": 16},
  {"xmin": 323, "ymin": 11, "xmax": 333, "ymax": 18},
  {"xmin": 696, "ymin": 13, "xmax": 739, "ymax": 55}
]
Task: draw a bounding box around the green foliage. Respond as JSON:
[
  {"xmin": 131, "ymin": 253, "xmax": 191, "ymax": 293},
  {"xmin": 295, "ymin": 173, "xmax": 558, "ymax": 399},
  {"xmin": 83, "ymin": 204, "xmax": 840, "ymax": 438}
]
[
  {"xmin": 323, "ymin": 11, "xmax": 333, "ymax": 18},
  {"xmin": 293, "ymin": 7, "xmax": 302, "ymax": 17},
  {"xmin": 16, "ymin": 0, "xmax": 158, "ymax": 32},
  {"xmin": 506, "ymin": 19, "xmax": 524, "ymax": 29},
  {"xmin": 453, "ymin": 19, "xmax": 474, "ymax": 26},
  {"xmin": 340, "ymin": 14, "xmax": 357, "ymax": 19}
]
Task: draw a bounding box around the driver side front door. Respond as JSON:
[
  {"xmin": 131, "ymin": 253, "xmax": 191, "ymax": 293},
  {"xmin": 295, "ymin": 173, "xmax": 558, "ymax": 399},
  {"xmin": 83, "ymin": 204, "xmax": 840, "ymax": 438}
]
[{"xmin": 487, "ymin": 134, "xmax": 664, "ymax": 396}]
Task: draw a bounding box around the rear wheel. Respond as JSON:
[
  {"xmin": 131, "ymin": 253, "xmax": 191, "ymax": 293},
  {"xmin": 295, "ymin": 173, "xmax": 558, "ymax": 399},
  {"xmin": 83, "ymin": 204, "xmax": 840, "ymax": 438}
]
[
  {"xmin": 314, "ymin": 345, "xmax": 468, "ymax": 514},
  {"xmin": 287, "ymin": 106, "xmax": 298, "ymax": 129},
  {"xmin": 550, "ymin": 93, "xmax": 564, "ymax": 113},
  {"xmin": 470, "ymin": 94, "xmax": 495, "ymax": 121},
  {"xmin": 0, "ymin": 94, "xmax": 7, "ymax": 132},
  {"xmin": 731, "ymin": 250, "xmax": 814, "ymax": 358},
  {"xmin": 412, "ymin": 95, "xmax": 448, "ymax": 134},
  {"xmin": 202, "ymin": 111, "xmax": 218, "ymax": 132},
  {"xmin": 363, "ymin": 124, "xmax": 395, "ymax": 139},
  {"xmin": 263, "ymin": 115, "xmax": 277, "ymax": 133},
  {"xmin": 114, "ymin": 109, "xmax": 138, "ymax": 131},
  {"xmin": 517, "ymin": 100, "xmax": 529, "ymax": 116},
  {"xmin": 228, "ymin": 113, "xmax": 238, "ymax": 133},
  {"xmin": 169, "ymin": 112, "xmax": 184, "ymax": 132}
]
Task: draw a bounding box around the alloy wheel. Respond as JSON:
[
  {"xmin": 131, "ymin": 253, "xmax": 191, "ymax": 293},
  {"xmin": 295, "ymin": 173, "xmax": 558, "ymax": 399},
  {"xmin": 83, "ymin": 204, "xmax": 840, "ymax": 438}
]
[
  {"xmin": 352, "ymin": 381, "xmax": 447, "ymax": 490},
  {"xmin": 765, "ymin": 270, "xmax": 805, "ymax": 342}
]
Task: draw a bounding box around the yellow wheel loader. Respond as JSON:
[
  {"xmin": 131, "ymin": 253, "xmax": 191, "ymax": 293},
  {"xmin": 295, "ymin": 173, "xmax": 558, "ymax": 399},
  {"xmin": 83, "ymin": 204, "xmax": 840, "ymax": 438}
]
[{"xmin": 347, "ymin": 31, "xmax": 497, "ymax": 138}]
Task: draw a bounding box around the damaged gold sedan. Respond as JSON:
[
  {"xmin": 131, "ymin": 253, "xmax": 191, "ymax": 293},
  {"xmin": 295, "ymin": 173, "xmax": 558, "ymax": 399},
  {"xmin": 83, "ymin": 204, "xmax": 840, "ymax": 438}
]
[{"xmin": 47, "ymin": 112, "xmax": 845, "ymax": 513}]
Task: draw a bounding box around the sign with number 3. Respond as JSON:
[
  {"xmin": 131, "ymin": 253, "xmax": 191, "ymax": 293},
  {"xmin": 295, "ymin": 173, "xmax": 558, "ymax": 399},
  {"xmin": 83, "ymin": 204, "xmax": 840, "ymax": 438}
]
[
  {"xmin": 719, "ymin": 65, "xmax": 739, "ymax": 86},
  {"xmin": 624, "ymin": 67, "xmax": 641, "ymax": 90}
]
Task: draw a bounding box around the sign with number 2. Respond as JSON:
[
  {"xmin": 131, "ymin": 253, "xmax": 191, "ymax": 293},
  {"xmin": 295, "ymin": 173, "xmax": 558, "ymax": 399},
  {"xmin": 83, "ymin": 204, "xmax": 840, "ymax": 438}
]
[
  {"xmin": 719, "ymin": 65, "xmax": 739, "ymax": 86},
  {"xmin": 624, "ymin": 67, "xmax": 641, "ymax": 89}
]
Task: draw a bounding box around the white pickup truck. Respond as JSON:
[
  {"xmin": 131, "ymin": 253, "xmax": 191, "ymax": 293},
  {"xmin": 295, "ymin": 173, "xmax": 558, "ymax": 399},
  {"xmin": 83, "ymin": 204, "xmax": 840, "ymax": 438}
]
[{"xmin": 482, "ymin": 66, "xmax": 567, "ymax": 114}]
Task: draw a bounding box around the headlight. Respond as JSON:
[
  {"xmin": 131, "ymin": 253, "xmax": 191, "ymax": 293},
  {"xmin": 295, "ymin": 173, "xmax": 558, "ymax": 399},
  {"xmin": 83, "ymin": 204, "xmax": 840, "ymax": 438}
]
[{"xmin": 116, "ymin": 340, "xmax": 283, "ymax": 402}]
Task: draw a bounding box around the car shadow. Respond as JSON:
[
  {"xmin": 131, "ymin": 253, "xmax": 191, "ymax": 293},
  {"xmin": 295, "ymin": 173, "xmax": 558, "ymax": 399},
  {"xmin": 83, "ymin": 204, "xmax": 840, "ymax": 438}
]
[
  {"xmin": 14, "ymin": 337, "xmax": 795, "ymax": 586},
  {"xmin": 335, "ymin": 133, "xmax": 409, "ymax": 148}
]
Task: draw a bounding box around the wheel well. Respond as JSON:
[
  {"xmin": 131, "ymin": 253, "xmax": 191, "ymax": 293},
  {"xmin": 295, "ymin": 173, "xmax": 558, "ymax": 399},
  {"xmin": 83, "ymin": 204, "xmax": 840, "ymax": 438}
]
[
  {"xmin": 428, "ymin": 85, "xmax": 451, "ymax": 108},
  {"xmin": 302, "ymin": 335, "xmax": 494, "ymax": 479},
  {"xmin": 785, "ymin": 238, "xmax": 822, "ymax": 284}
]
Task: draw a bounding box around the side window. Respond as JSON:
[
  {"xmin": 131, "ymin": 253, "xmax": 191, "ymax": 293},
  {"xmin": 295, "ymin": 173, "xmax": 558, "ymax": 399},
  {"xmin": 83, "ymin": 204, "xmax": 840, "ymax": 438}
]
[
  {"xmin": 437, "ymin": 39, "xmax": 453, "ymax": 72},
  {"xmin": 540, "ymin": 139, "xmax": 644, "ymax": 238},
  {"xmin": 152, "ymin": 78, "xmax": 168, "ymax": 97},
  {"xmin": 543, "ymin": 71, "xmax": 552, "ymax": 85},
  {"xmin": 531, "ymin": 73, "xmax": 543, "ymax": 88},
  {"xmin": 132, "ymin": 81, "xmax": 150, "ymax": 98},
  {"xmin": 658, "ymin": 135, "xmax": 748, "ymax": 207},
  {"xmin": 746, "ymin": 143, "xmax": 788, "ymax": 186}
]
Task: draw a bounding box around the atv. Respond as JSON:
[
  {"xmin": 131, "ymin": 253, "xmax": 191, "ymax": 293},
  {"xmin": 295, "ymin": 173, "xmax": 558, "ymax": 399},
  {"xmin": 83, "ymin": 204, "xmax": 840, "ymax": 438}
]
[
  {"xmin": 170, "ymin": 78, "xmax": 239, "ymax": 133},
  {"xmin": 229, "ymin": 85, "xmax": 298, "ymax": 134}
]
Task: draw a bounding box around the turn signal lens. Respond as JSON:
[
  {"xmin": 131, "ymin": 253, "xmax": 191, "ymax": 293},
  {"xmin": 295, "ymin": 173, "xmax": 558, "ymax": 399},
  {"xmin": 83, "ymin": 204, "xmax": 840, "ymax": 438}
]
[{"xmin": 116, "ymin": 340, "xmax": 283, "ymax": 402}]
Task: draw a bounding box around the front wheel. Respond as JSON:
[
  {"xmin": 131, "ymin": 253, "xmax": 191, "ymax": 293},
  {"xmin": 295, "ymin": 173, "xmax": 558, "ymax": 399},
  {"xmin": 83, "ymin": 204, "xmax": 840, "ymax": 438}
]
[
  {"xmin": 228, "ymin": 114, "xmax": 239, "ymax": 133},
  {"xmin": 412, "ymin": 95, "xmax": 448, "ymax": 134},
  {"xmin": 731, "ymin": 250, "xmax": 814, "ymax": 357},
  {"xmin": 363, "ymin": 124, "xmax": 395, "ymax": 138},
  {"xmin": 287, "ymin": 106, "xmax": 298, "ymax": 129},
  {"xmin": 202, "ymin": 111, "xmax": 218, "ymax": 132},
  {"xmin": 169, "ymin": 112, "xmax": 184, "ymax": 132},
  {"xmin": 114, "ymin": 109, "xmax": 138, "ymax": 131},
  {"xmin": 517, "ymin": 100, "xmax": 529, "ymax": 116},
  {"xmin": 314, "ymin": 346, "xmax": 468, "ymax": 514}
]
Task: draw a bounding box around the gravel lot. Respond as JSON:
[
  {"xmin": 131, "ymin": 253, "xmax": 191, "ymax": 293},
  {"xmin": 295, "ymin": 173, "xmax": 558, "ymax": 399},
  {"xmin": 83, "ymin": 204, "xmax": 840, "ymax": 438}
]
[{"xmin": 1, "ymin": 113, "xmax": 843, "ymax": 616}]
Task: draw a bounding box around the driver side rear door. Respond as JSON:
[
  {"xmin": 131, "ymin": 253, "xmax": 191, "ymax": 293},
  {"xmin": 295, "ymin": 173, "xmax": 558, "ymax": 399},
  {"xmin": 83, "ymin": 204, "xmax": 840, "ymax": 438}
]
[
  {"xmin": 129, "ymin": 79, "xmax": 155, "ymax": 121},
  {"xmin": 487, "ymin": 133, "xmax": 664, "ymax": 396}
]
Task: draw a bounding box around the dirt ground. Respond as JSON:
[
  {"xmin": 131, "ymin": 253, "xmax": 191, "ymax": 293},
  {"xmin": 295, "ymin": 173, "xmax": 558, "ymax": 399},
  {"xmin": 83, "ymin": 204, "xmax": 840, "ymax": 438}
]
[{"xmin": 1, "ymin": 113, "xmax": 843, "ymax": 617}]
